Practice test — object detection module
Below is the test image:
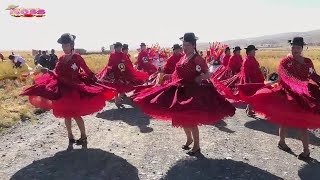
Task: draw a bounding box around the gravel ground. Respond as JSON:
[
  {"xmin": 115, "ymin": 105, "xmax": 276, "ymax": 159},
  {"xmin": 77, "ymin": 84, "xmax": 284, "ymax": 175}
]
[{"xmin": 1, "ymin": 98, "xmax": 320, "ymax": 180}]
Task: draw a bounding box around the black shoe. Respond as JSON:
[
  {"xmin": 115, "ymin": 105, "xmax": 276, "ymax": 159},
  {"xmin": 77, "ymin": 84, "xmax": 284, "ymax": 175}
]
[
  {"xmin": 115, "ymin": 103, "xmax": 124, "ymax": 109},
  {"xmin": 186, "ymin": 148, "xmax": 201, "ymax": 156},
  {"xmin": 182, "ymin": 145, "xmax": 191, "ymax": 150},
  {"xmin": 69, "ymin": 138, "xmax": 75, "ymax": 144},
  {"xmin": 182, "ymin": 140, "xmax": 193, "ymax": 150},
  {"xmin": 277, "ymin": 143, "xmax": 292, "ymax": 153},
  {"xmin": 76, "ymin": 137, "xmax": 87, "ymax": 145},
  {"xmin": 298, "ymin": 152, "xmax": 310, "ymax": 160}
]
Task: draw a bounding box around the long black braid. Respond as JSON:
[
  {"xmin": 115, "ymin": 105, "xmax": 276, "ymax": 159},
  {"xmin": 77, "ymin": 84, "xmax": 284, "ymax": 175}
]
[{"xmin": 191, "ymin": 40, "xmax": 198, "ymax": 54}]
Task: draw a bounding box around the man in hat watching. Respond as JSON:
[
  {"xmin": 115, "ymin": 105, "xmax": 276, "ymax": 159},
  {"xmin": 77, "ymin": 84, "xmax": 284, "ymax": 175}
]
[{"xmin": 136, "ymin": 42, "xmax": 157, "ymax": 75}]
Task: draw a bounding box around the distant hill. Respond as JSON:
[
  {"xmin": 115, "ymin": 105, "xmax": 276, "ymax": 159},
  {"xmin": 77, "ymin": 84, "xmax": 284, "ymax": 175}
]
[{"xmin": 197, "ymin": 29, "xmax": 320, "ymax": 50}]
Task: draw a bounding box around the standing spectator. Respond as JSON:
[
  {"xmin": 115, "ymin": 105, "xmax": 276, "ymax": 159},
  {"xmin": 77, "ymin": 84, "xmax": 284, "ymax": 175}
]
[
  {"xmin": 48, "ymin": 49, "xmax": 58, "ymax": 70},
  {"xmin": 38, "ymin": 51, "xmax": 50, "ymax": 68},
  {"xmin": 34, "ymin": 50, "xmax": 41, "ymax": 65}
]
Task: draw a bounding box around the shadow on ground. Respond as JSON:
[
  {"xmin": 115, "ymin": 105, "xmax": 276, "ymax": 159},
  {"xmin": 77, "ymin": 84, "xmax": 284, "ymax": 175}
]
[
  {"xmin": 298, "ymin": 160, "xmax": 320, "ymax": 180},
  {"xmin": 96, "ymin": 106, "xmax": 153, "ymax": 133},
  {"xmin": 244, "ymin": 119, "xmax": 320, "ymax": 146},
  {"xmin": 214, "ymin": 121, "xmax": 235, "ymax": 134},
  {"xmin": 10, "ymin": 148, "xmax": 139, "ymax": 180},
  {"xmin": 162, "ymin": 158, "xmax": 282, "ymax": 180}
]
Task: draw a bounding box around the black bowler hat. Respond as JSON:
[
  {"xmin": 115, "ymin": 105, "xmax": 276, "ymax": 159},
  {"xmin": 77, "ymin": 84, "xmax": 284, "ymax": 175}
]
[
  {"xmin": 244, "ymin": 45, "xmax": 258, "ymax": 51},
  {"xmin": 233, "ymin": 46, "xmax": 242, "ymax": 52},
  {"xmin": 57, "ymin": 33, "xmax": 76, "ymax": 44},
  {"xmin": 288, "ymin": 37, "xmax": 307, "ymax": 46},
  {"xmin": 122, "ymin": 44, "xmax": 129, "ymax": 50},
  {"xmin": 179, "ymin": 32, "xmax": 199, "ymax": 42},
  {"xmin": 225, "ymin": 47, "xmax": 230, "ymax": 52},
  {"xmin": 114, "ymin": 42, "xmax": 122, "ymax": 48},
  {"xmin": 140, "ymin": 43, "xmax": 146, "ymax": 47},
  {"xmin": 172, "ymin": 44, "xmax": 182, "ymax": 50}
]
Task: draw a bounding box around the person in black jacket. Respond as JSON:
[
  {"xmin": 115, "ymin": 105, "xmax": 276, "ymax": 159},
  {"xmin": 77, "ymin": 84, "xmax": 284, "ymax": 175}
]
[
  {"xmin": 34, "ymin": 50, "xmax": 41, "ymax": 65},
  {"xmin": 48, "ymin": 49, "xmax": 58, "ymax": 70},
  {"xmin": 38, "ymin": 51, "xmax": 50, "ymax": 69}
]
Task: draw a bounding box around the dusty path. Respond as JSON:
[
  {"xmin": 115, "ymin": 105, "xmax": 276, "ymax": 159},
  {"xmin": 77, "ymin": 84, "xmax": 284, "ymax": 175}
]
[{"xmin": 1, "ymin": 98, "xmax": 320, "ymax": 180}]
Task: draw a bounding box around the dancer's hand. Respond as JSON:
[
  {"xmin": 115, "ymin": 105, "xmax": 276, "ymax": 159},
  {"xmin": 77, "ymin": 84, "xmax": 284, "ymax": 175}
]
[
  {"xmin": 40, "ymin": 68, "xmax": 49, "ymax": 74},
  {"xmin": 40, "ymin": 68, "xmax": 54, "ymax": 75}
]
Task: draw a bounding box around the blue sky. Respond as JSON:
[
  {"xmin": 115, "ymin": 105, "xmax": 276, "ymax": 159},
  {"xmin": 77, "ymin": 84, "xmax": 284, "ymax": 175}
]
[{"xmin": 1, "ymin": 0, "xmax": 320, "ymax": 51}]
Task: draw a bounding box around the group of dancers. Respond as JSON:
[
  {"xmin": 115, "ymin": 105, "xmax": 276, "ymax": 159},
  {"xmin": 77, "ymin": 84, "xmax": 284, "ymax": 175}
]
[{"xmin": 20, "ymin": 32, "xmax": 320, "ymax": 160}]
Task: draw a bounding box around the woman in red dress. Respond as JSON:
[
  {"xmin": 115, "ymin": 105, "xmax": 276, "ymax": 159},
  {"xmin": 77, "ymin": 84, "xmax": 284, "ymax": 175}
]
[
  {"xmin": 212, "ymin": 46, "xmax": 243, "ymax": 81},
  {"xmin": 122, "ymin": 44, "xmax": 132, "ymax": 60},
  {"xmin": 132, "ymin": 33, "xmax": 236, "ymax": 155},
  {"xmin": 136, "ymin": 43, "xmax": 157, "ymax": 75},
  {"xmin": 20, "ymin": 33, "xmax": 116, "ymax": 144},
  {"xmin": 246, "ymin": 37, "xmax": 320, "ymax": 160},
  {"xmin": 96, "ymin": 42, "xmax": 149, "ymax": 108},
  {"xmin": 221, "ymin": 47, "xmax": 231, "ymax": 67},
  {"xmin": 205, "ymin": 50, "xmax": 212, "ymax": 64},
  {"xmin": 240, "ymin": 45, "xmax": 265, "ymax": 116},
  {"xmin": 213, "ymin": 45, "xmax": 265, "ymax": 116},
  {"xmin": 163, "ymin": 44, "xmax": 183, "ymax": 75},
  {"xmin": 151, "ymin": 44, "xmax": 183, "ymax": 84},
  {"xmin": 132, "ymin": 44, "xmax": 184, "ymax": 94}
]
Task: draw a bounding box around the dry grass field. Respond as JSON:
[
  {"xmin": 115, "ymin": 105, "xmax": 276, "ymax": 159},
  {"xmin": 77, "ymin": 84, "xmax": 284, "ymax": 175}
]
[{"xmin": 0, "ymin": 48, "xmax": 320, "ymax": 132}]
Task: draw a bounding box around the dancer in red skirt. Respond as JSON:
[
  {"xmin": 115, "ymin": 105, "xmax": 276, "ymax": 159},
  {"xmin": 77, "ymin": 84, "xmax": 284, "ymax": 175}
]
[
  {"xmin": 212, "ymin": 46, "xmax": 243, "ymax": 81},
  {"xmin": 213, "ymin": 45, "xmax": 265, "ymax": 116},
  {"xmin": 132, "ymin": 44, "xmax": 183, "ymax": 94},
  {"xmin": 122, "ymin": 44, "xmax": 132, "ymax": 59},
  {"xmin": 246, "ymin": 37, "xmax": 320, "ymax": 160},
  {"xmin": 20, "ymin": 33, "xmax": 116, "ymax": 145},
  {"xmin": 205, "ymin": 50, "xmax": 212, "ymax": 64},
  {"xmin": 240, "ymin": 45, "xmax": 265, "ymax": 116},
  {"xmin": 163, "ymin": 44, "xmax": 183, "ymax": 75},
  {"xmin": 132, "ymin": 33, "xmax": 236, "ymax": 155},
  {"xmin": 221, "ymin": 47, "xmax": 231, "ymax": 67},
  {"xmin": 149, "ymin": 44, "xmax": 183, "ymax": 85},
  {"xmin": 136, "ymin": 43, "xmax": 157, "ymax": 75},
  {"xmin": 96, "ymin": 42, "xmax": 149, "ymax": 108}
]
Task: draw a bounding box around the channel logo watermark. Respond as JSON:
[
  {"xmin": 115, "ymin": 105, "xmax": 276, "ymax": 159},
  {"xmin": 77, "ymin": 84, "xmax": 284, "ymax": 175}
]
[{"xmin": 5, "ymin": 4, "xmax": 46, "ymax": 17}]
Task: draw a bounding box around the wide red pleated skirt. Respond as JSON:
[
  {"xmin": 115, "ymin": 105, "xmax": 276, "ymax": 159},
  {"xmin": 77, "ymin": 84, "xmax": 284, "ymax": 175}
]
[
  {"xmin": 211, "ymin": 73, "xmax": 265, "ymax": 103},
  {"xmin": 246, "ymin": 84, "xmax": 320, "ymax": 129},
  {"xmin": 97, "ymin": 66, "xmax": 149, "ymax": 94},
  {"xmin": 21, "ymin": 73, "xmax": 116, "ymax": 118},
  {"xmin": 132, "ymin": 80, "xmax": 236, "ymax": 127}
]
